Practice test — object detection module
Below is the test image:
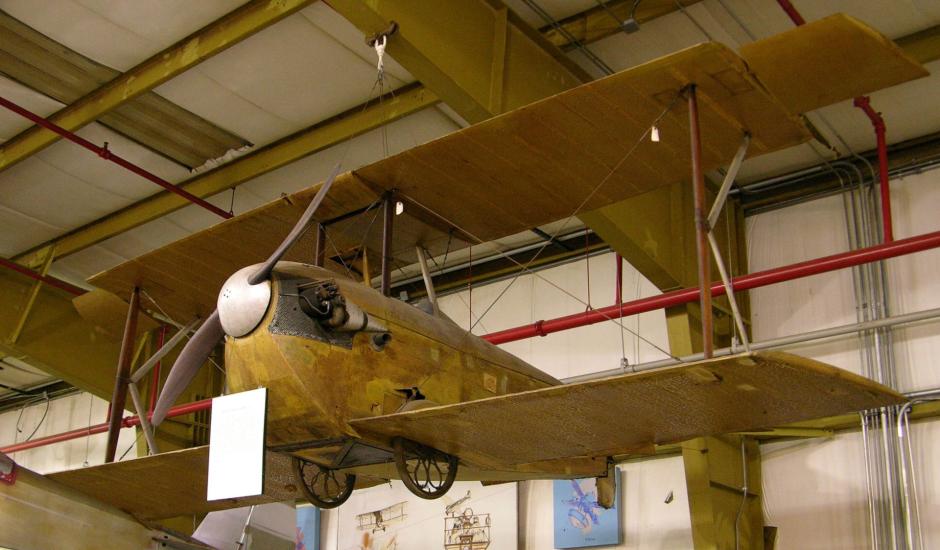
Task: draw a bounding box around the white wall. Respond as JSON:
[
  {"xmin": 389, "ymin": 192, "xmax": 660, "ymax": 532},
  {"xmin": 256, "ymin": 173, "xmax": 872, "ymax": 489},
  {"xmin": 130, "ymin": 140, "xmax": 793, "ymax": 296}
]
[
  {"xmin": 438, "ymin": 252, "xmax": 672, "ymax": 380},
  {"xmin": 0, "ymin": 392, "xmax": 138, "ymax": 473},
  {"xmin": 747, "ymin": 168, "xmax": 940, "ymax": 549}
]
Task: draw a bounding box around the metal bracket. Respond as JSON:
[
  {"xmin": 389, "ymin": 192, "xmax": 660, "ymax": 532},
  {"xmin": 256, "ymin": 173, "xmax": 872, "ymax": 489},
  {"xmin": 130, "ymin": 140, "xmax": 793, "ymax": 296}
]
[{"xmin": 366, "ymin": 21, "xmax": 399, "ymax": 47}]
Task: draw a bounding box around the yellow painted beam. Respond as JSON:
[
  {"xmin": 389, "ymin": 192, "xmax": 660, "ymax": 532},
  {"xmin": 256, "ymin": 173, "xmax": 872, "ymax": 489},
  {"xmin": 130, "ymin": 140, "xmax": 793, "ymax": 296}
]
[
  {"xmin": 0, "ymin": 268, "xmax": 122, "ymax": 399},
  {"xmin": 896, "ymin": 23, "xmax": 940, "ymax": 64},
  {"xmin": 328, "ymin": 0, "xmax": 589, "ymax": 123},
  {"xmin": 0, "ymin": 0, "xmax": 314, "ymax": 172},
  {"xmin": 15, "ymin": 85, "xmax": 439, "ymax": 268},
  {"xmin": 683, "ymin": 435, "xmax": 763, "ymax": 549}
]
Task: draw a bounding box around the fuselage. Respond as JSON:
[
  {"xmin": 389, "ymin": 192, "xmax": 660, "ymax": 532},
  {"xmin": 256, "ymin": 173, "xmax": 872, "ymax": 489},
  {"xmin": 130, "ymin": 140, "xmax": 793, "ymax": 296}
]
[{"xmin": 223, "ymin": 262, "xmax": 559, "ymax": 457}]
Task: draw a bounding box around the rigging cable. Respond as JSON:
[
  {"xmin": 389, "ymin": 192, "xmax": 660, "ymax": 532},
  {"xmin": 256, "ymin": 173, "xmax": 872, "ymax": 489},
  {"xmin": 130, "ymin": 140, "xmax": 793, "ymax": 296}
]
[{"xmin": 453, "ymin": 91, "xmax": 687, "ymax": 360}]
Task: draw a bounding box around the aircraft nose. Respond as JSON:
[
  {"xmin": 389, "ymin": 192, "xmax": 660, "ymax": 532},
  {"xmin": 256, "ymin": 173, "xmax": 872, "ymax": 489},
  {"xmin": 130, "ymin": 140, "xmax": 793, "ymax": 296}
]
[{"xmin": 217, "ymin": 264, "xmax": 272, "ymax": 337}]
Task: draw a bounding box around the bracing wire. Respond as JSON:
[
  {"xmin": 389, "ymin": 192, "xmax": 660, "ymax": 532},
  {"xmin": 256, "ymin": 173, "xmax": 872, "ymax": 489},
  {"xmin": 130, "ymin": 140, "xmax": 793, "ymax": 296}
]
[{"xmin": 445, "ymin": 90, "xmax": 687, "ymax": 359}]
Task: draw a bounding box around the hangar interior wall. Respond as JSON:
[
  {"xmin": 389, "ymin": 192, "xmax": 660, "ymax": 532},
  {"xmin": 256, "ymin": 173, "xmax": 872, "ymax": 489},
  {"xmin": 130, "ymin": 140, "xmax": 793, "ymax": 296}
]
[
  {"xmin": 0, "ymin": 392, "xmax": 136, "ymax": 472},
  {"xmin": 2, "ymin": 169, "xmax": 939, "ymax": 549}
]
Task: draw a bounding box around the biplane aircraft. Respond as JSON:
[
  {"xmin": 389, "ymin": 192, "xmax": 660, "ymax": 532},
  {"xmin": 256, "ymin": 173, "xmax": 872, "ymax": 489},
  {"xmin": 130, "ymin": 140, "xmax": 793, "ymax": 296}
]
[{"xmin": 47, "ymin": 14, "xmax": 927, "ymax": 520}]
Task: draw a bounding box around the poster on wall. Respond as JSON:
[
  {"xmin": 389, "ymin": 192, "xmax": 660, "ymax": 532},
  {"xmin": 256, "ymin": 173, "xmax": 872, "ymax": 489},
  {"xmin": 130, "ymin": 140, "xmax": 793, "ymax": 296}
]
[
  {"xmin": 296, "ymin": 505, "xmax": 320, "ymax": 550},
  {"xmin": 552, "ymin": 472, "xmax": 621, "ymax": 548},
  {"xmin": 337, "ymin": 480, "xmax": 517, "ymax": 550}
]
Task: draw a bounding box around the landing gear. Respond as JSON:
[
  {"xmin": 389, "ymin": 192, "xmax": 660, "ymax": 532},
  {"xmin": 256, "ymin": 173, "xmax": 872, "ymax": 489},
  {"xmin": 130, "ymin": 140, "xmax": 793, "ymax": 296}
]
[
  {"xmin": 292, "ymin": 457, "xmax": 356, "ymax": 509},
  {"xmin": 393, "ymin": 437, "xmax": 458, "ymax": 499}
]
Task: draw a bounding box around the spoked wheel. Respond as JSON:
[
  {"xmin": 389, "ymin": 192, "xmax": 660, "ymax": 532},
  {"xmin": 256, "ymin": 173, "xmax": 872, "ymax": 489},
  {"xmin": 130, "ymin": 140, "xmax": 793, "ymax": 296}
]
[
  {"xmin": 393, "ymin": 437, "xmax": 458, "ymax": 499},
  {"xmin": 292, "ymin": 457, "xmax": 356, "ymax": 509}
]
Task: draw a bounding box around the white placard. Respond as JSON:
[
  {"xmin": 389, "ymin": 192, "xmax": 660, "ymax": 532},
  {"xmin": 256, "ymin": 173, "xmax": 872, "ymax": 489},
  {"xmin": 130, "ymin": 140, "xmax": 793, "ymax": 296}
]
[{"xmin": 207, "ymin": 387, "xmax": 267, "ymax": 501}]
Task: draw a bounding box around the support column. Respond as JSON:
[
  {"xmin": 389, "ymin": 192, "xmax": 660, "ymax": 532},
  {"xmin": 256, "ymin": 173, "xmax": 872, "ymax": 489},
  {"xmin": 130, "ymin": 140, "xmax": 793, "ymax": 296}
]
[
  {"xmin": 682, "ymin": 435, "xmax": 764, "ymax": 549},
  {"xmin": 104, "ymin": 287, "xmax": 140, "ymax": 463}
]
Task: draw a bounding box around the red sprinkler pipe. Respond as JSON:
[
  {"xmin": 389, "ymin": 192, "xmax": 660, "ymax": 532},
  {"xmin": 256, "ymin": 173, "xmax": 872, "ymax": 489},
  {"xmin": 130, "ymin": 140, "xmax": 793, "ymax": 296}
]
[
  {"xmin": 0, "ymin": 96, "xmax": 232, "ymax": 220},
  {"xmin": 774, "ymin": 2, "xmax": 894, "ymax": 243},
  {"xmin": 776, "ymin": 0, "xmax": 806, "ymax": 25},
  {"xmin": 0, "ymin": 398, "xmax": 212, "ymax": 454},
  {"xmin": 483, "ymin": 228, "xmax": 940, "ymax": 345},
  {"xmin": 854, "ymin": 96, "xmax": 894, "ymax": 242},
  {"xmin": 0, "ymin": 257, "xmax": 85, "ymax": 296}
]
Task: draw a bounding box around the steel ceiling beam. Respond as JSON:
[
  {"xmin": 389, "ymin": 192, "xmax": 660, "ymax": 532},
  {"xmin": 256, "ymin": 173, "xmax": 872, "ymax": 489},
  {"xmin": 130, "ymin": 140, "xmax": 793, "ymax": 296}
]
[
  {"xmin": 14, "ymin": 85, "xmax": 438, "ymax": 268},
  {"xmin": 0, "ymin": 0, "xmax": 314, "ymax": 172},
  {"xmin": 327, "ymin": 0, "xmax": 590, "ymax": 123}
]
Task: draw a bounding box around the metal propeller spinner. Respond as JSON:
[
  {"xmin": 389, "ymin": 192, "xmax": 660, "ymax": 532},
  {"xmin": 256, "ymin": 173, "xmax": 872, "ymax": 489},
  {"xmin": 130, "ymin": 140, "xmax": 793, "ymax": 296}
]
[{"xmin": 150, "ymin": 163, "xmax": 341, "ymax": 427}]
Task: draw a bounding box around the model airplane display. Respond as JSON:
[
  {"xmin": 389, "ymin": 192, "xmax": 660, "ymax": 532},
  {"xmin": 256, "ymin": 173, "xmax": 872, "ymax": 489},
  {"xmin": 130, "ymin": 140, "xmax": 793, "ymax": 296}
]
[{"xmin": 47, "ymin": 14, "xmax": 925, "ymax": 519}]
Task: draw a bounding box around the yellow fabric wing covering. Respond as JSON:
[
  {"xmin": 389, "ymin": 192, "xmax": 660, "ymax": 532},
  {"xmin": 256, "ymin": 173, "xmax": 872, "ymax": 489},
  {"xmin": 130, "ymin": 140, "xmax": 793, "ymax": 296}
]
[
  {"xmin": 740, "ymin": 14, "xmax": 928, "ymax": 114},
  {"xmin": 349, "ymin": 352, "xmax": 903, "ymax": 470},
  {"xmin": 47, "ymin": 446, "xmax": 384, "ymax": 520}
]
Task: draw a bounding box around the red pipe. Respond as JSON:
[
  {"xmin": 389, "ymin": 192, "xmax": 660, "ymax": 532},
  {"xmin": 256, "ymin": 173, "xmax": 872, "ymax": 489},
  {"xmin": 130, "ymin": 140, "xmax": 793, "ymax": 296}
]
[
  {"xmin": 774, "ymin": 2, "xmax": 894, "ymax": 243},
  {"xmin": 854, "ymin": 96, "xmax": 894, "ymax": 242},
  {"xmin": 776, "ymin": 0, "xmax": 806, "ymax": 25},
  {"xmin": 149, "ymin": 325, "xmax": 168, "ymax": 414},
  {"xmin": 0, "ymin": 96, "xmax": 232, "ymax": 220},
  {"xmin": 0, "ymin": 257, "xmax": 85, "ymax": 296},
  {"xmin": 483, "ymin": 228, "xmax": 940, "ymax": 345},
  {"xmin": 0, "ymin": 398, "xmax": 212, "ymax": 454}
]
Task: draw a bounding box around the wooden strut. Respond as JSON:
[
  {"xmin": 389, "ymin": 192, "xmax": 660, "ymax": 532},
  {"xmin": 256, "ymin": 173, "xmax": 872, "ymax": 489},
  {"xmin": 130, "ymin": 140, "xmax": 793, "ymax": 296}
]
[
  {"xmin": 381, "ymin": 194, "xmax": 395, "ymax": 296},
  {"xmin": 105, "ymin": 287, "xmax": 140, "ymax": 463},
  {"xmin": 688, "ymin": 85, "xmax": 713, "ymax": 358}
]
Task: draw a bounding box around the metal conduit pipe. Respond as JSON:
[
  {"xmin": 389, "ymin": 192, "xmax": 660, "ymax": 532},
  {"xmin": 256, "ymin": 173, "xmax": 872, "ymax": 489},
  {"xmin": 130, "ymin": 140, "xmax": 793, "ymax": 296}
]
[
  {"xmin": 897, "ymin": 398, "xmax": 932, "ymax": 550},
  {"xmin": 561, "ymin": 306, "xmax": 940, "ymax": 383},
  {"xmin": 483, "ymin": 228, "xmax": 940, "ymax": 345}
]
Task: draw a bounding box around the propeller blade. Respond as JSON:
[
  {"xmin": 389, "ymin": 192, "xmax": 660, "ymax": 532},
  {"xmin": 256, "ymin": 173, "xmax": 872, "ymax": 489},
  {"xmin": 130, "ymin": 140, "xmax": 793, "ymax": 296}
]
[
  {"xmin": 248, "ymin": 163, "xmax": 342, "ymax": 285},
  {"xmin": 151, "ymin": 310, "xmax": 224, "ymax": 426}
]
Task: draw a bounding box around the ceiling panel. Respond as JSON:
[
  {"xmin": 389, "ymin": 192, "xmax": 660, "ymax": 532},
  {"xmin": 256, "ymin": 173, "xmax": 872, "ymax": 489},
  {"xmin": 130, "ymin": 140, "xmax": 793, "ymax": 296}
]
[
  {"xmin": 154, "ymin": 8, "xmax": 416, "ymax": 149},
  {"xmin": 0, "ymin": 76, "xmax": 64, "ymax": 140},
  {"xmin": 0, "ymin": 0, "xmax": 245, "ymax": 71},
  {"xmin": 0, "ymin": 204, "xmax": 62, "ymax": 257}
]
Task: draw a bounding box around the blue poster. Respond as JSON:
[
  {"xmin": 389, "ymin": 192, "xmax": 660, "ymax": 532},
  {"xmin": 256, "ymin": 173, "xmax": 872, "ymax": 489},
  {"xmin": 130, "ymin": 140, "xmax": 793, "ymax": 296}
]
[
  {"xmin": 296, "ymin": 506, "xmax": 320, "ymax": 550},
  {"xmin": 553, "ymin": 472, "xmax": 621, "ymax": 548}
]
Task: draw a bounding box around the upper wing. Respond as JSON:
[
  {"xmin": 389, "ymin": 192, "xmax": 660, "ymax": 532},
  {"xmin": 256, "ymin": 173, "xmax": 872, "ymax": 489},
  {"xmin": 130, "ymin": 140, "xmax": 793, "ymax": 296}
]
[
  {"xmin": 88, "ymin": 14, "xmax": 926, "ymax": 322},
  {"xmin": 349, "ymin": 352, "xmax": 903, "ymax": 471}
]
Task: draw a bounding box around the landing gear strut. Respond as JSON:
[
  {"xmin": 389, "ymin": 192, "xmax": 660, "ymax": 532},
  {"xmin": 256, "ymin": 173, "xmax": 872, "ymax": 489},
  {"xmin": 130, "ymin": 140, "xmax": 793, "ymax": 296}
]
[
  {"xmin": 292, "ymin": 457, "xmax": 356, "ymax": 509},
  {"xmin": 393, "ymin": 437, "xmax": 458, "ymax": 499}
]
